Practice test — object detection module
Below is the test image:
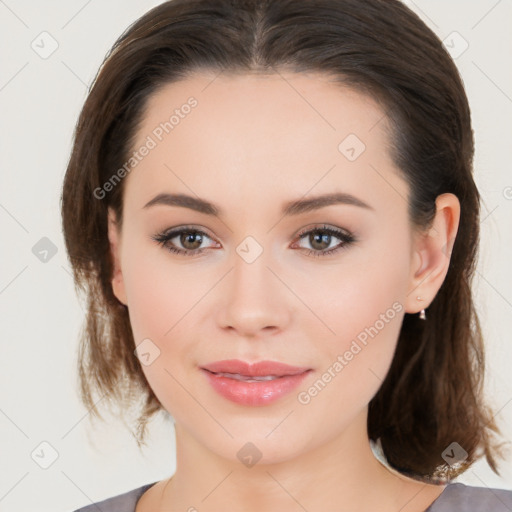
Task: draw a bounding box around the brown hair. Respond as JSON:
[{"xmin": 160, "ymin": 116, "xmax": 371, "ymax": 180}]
[{"xmin": 61, "ymin": 0, "xmax": 507, "ymax": 481}]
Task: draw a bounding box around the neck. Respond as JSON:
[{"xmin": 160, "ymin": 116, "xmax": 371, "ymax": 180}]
[{"xmin": 156, "ymin": 408, "xmax": 444, "ymax": 512}]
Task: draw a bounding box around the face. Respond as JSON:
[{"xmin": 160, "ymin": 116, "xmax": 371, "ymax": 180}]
[{"xmin": 108, "ymin": 71, "xmax": 421, "ymax": 464}]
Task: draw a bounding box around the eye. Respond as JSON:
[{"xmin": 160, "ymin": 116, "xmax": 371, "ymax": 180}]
[
  {"xmin": 292, "ymin": 224, "xmax": 356, "ymax": 257},
  {"xmin": 151, "ymin": 226, "xmax": 219, "ymax": 257},
  {"xmin": 151, "ymin": 224, "xmax": 356, "ymax": 258}
]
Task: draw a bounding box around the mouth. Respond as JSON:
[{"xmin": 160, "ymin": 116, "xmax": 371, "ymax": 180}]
[
  {"xmin": 199, "ymin": 360, "xmax": 312, "ymax": 406},
  {"xmin": 202, "ymin": 370, "xmax": 286, "ymax": 382},
  {"xmin": 200, "ymin": 359, "xmax": 310, "ymax": 377}
]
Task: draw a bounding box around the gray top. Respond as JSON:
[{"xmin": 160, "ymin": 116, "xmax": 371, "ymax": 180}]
[{"xmin": 72, "ymin": 481, "xmax": 512, "ymax": 511}]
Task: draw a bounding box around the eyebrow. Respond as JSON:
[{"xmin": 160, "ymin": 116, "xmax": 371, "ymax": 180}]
[{"xmin": 143, "ymin": 191, "xmax": 374, "ymax": 216}]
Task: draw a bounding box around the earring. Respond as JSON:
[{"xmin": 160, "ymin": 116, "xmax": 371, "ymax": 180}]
[{"xmin": 416, "ymin": 296, "xmax": 427, "ymax": 320}]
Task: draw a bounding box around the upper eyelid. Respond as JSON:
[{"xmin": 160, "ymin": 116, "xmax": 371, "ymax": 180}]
[
  {"xmin": 295, "ymin": 224, "xmax": 350, "ymax": 237},
  {"xmin": 160, "ymin": 225, "xmax": 215, "ymax": 241},
  {"xmin": 160, "ymin": 224, "xmax": 349, "ymax": 236}
]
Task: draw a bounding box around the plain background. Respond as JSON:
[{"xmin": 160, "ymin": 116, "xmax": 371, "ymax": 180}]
[{"xmin": 1, "ymin": 1, "xmax": 511, "ymax": 510}]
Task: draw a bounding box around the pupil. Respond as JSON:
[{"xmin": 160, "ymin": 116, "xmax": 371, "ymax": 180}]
[
  {"xmin": 311, "ymin": 233, "xmax": 330, "ymax": 250},
  {"xmin": 181, "ymin": 232, "xmax": 202, "ymax": 250}
]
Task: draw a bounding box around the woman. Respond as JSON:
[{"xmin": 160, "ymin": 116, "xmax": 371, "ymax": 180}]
[{"xmin": 62, "ymin": 0, "xmax": 512, "ymax": 510}]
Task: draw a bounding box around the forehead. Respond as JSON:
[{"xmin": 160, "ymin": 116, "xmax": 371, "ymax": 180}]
[
  {"xmin": 123, "ymin": 71, "xmax": 407, "ymax": 216},
  {"xmin": 136, "ymin": 70, "xmax": 390, "ymax": 150}
]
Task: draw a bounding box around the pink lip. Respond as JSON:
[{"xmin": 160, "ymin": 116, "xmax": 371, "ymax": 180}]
[
  {"xmin": 200, "ymin": 359, "xmax": 312, "ymax": 406},
  {"xmin": 201, "ymin": 359, "xmax": 310, "ymax": 377}
]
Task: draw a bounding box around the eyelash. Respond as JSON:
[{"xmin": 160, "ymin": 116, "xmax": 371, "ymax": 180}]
[{"xmin": 151, "ymin": 224, "xmax": 356, "ymax": 258}]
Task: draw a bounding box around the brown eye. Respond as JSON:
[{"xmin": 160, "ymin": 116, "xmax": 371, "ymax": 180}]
[
  {"xmin": 151, "ymin": 226, "xmax": 218, "ymax": 256},
  {"xmin": 308, "ymin": 231, "xmax": 333, "ymax": 251},
  {"xmin": 294, "ymin": 225, "xmax": 356, "ymax": 258},
  {"xmin": 179, "ymin": 231, "xmax": 204, "ymax": 250}
]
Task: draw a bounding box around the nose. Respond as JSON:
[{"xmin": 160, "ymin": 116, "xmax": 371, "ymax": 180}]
[{"xmin": 216, "ymin": 246, "xmax": 292, "ymax": 338}]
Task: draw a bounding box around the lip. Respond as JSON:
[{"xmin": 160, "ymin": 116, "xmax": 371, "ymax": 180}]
[
  {"xmin": 201, "ymin": 359, "xmax": 310, "ymax": 377},
  {"xmin": 200, "ymin": 359, "xmax": 312, "ymax": 406}
]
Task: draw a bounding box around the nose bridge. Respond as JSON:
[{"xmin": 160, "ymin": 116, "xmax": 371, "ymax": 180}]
[
  {"xmin": 219, "ymin": 235, "xmax": 290, "ymax": 334},
  {"xmin": 232, "ymin": 237, "xmax": 271, "ymax": 297}
]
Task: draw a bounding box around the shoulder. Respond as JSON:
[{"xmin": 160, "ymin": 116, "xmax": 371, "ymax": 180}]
[
  {"xmin": 428, "ymin": 482, "xmax": 512, "ymax": 511},
  {"xmin": 70, "ymin": 482, "xmax": 158, "ymax": 512}
]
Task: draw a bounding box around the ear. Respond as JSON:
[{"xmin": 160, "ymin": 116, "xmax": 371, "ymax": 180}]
[
  {"xmin": 107, "ymin": 207, "xmax": 128, "ymax": 306},
  {"xmin": 405, "ymin": 193, "xmax": 461, "ymax": 314}
]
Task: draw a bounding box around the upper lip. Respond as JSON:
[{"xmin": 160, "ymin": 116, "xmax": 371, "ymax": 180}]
[{"xmin": 201, "ymin": 359, "xmax": 310, "ymax": 377}]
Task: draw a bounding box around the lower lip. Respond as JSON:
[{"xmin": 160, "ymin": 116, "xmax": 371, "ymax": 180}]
[{"xmin": 201, "ymin": 369, "xmax": 311, "ymax": 406}]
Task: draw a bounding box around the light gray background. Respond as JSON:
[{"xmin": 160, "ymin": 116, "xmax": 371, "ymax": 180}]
[{"xmin": 1, "ymin": 1, "xmax": 511, "ymax": 511}]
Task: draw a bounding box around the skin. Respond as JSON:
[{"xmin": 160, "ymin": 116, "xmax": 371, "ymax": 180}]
[{"xmin": 107, "ymin": 71, "xmax": 460, "ymax": 511}]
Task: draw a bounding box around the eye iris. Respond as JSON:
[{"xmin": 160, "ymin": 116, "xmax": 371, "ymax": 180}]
[
  {"xmin": 181, "ymin": 231, "xmax": 203, "ymax": 250},
  {"xmin": 310, "ymin": 232, "xmax": 331, "ymax": 250}
]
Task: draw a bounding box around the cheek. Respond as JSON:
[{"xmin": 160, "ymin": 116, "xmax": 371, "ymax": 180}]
[
  {"xmin": 121, "ymin": 245, "xmax": 204, "ymax": 417},
  {"xmin": 291, "ymin": 265, "xmax": 406, "ymax": 437},
  {"xmin": 124, "ymin": 269, "xmax": 174, "ymax": 343},
  {"xmin": 297, "ymin": 235, "xmax": 409, "ymax": 391},
  {"xmin": 122, "ymin": 243, "xmax": 204, "ymax": 343},
  {"xmin": 121, "ymin": 242, "xmax": 214, "ymax": 388}
]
